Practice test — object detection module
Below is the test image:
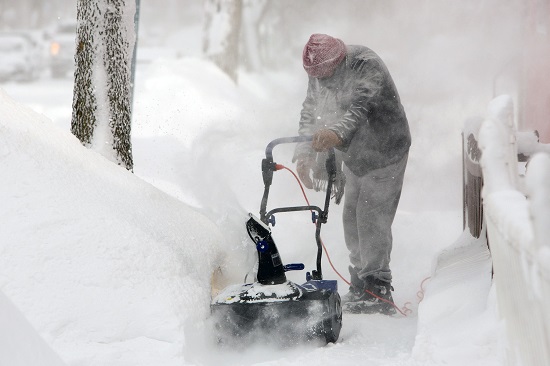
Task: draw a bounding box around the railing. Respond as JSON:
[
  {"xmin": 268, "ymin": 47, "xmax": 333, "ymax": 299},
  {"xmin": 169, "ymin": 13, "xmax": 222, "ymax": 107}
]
[{"xmin": 477, "ymin": 95, "xmax": 550, "ymax": 366}]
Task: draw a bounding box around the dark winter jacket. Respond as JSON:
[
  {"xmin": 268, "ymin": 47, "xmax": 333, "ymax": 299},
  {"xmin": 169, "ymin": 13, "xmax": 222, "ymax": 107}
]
[{"xmin": 295, "ymin": 45, "xmax": 411, "ymax": 177}]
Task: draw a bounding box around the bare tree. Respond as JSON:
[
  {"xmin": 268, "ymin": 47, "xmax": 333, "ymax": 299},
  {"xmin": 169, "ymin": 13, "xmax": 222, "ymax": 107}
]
[
  {"xmin": 203, "ymin": 0, "xmax": 242, "ymax": 82},
  {"xmin": 71, "ymin": 0, "xmax": 136, "ymax": 171}
]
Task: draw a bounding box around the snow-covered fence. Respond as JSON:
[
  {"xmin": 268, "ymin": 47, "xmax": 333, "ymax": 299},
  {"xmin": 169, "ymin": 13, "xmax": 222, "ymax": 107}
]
[{"xmin": 478, "ymin": 95, "xmax": 550, "ymax": 366}]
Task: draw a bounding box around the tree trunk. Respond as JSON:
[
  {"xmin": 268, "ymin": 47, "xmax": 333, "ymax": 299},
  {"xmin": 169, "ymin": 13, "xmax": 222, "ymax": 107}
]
[
  {"xmin": 71, "ymin": 0, "xmax": 99, "ymax": 147},
  {"xmin": 203, "ymin": 0, "xmax": 243, "ymax": 82},
  {"xmin": 103, "ymin": 0, "xmax": 135, "ymax": 170},
  {"xmin": 71, "ymin": 0, "xmax": 136, "ymax": 171}
]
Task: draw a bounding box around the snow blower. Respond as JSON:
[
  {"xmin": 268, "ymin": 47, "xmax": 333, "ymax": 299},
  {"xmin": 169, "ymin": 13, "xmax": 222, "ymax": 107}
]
[{"xmin": 210, "ymin": 136, "xmax": 342, "ymax": 346}]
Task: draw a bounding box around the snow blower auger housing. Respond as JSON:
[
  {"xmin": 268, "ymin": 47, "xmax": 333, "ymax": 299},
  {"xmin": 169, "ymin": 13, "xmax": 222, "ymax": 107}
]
[{"xmin": 211, "ymin": 136, "xmax": 343, "ymax": 346}]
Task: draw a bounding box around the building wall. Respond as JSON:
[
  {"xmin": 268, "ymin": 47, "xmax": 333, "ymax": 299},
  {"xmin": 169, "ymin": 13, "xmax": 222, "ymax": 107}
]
[{"xmin": 520, "ymin": 0, "xmax": 550, "ymax": 143}]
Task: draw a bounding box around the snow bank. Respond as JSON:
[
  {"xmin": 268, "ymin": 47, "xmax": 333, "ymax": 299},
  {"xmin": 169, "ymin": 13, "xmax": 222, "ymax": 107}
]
[
  {"xmin": 0, "ymin": 89, "xmax": 224, "ymax": 365},
  {"xmin": 412, "ymin": 230, "xmax": 501, "ymax": 365}
]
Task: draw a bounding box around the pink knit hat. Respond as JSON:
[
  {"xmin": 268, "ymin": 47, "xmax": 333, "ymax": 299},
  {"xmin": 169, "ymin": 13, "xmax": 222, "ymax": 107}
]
[{"xmin": 302, "ymin": 34, "xmax": 346, "ymax": 78}]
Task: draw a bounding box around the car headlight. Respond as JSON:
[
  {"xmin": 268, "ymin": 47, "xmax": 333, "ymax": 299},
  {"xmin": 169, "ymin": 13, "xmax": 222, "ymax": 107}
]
[{"xmin": 50, "ymin": 42, "xmax": 60, "ymax": 56}]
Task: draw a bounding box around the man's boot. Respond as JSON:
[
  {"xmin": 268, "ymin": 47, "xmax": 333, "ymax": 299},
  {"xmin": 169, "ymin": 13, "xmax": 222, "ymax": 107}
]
[
  {"xmin": 341, "ymin": 266, "xmax": 365, "ymax": 304},
  {"xmin": 342, "ymin": 273, "xmax": 396, "ymax": 315}
]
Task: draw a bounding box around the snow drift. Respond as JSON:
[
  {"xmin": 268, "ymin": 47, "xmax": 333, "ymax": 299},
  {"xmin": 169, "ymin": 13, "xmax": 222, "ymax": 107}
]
[{"xmin": 0, "ymin": 89, "xmax": 224, "ymax": 365}]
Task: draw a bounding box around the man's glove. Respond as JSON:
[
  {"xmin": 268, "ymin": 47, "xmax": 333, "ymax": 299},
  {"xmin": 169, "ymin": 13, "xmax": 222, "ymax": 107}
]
[
  {"xmin": 296, "ymin": 158, "xmax": 314, "ymax": 189},
  {"xmin": 312, "ymin": 129, "xmax": 342, "ymax": 152}
]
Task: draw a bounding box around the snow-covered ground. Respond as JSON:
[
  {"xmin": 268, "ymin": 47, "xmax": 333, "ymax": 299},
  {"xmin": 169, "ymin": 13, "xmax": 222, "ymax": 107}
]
[
  {"xmin": 0, "ymin": 56, "xmax": 501, "ymax": 365},
  {"xmin": 0, "ymin": 1, "xmax": 522, "ymax": 363}
]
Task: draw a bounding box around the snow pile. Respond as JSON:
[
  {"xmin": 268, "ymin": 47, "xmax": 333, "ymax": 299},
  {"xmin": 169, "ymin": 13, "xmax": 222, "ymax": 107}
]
[
  {"xmin": 0, "ymin": 89, "xmax": 224, "ymax": 365},
  {"xmin": 412, "ymin": 230, "xmax": 502, "ymax": 365}
]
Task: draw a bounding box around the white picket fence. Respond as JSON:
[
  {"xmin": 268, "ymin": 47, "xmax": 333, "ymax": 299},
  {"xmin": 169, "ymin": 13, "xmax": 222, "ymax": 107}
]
[{"xmin": 477, "ymin": 95, "xmax": 550, "ymax": 366}]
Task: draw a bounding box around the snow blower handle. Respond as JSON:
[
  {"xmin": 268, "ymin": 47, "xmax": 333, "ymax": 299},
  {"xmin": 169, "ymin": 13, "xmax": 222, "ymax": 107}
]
[
  {"xmin": 261, "ymin": 135, "xmax": 313, "ymax": 187},
  {"xmin": 260, "ymin": 136, "xmax": 313, "ymax": 222},
  {"xmin": 264, "ymin": 135, "xmax": 313, "ymax": 160}
]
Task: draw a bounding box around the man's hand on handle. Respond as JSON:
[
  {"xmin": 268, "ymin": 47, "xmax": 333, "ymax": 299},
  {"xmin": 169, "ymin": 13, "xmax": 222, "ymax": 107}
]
[{"xmin": 312, "ymin": 129, "xmax": 342, "ymax": 152}]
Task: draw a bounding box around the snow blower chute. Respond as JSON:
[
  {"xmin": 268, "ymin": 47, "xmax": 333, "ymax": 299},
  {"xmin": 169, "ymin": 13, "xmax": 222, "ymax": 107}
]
[{"xmin": 210, "ymin": 136, "xmax": 342, "ymax": 345}]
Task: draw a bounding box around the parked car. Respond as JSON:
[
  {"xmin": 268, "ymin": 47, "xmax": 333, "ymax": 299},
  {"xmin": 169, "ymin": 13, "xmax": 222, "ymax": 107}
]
[
  {"xmin": 0, "ymin": 32, "xmax": 44, "ymax": 82},
  {"xmin": 48, "ymin": 21, "xmax": 77, "ymax": 78}
]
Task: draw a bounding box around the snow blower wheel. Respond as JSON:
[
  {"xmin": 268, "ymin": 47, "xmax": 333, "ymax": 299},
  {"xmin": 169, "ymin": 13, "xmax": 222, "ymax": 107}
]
[{"xmin": 210, "ymin": 136, "xmax": 343, "ymax": 346}]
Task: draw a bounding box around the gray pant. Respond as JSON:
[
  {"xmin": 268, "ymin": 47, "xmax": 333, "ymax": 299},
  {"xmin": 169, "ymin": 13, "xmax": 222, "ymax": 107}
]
[{"xmin": 343, "ymin": 154, "xmax": 408, "ymax": 284}]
